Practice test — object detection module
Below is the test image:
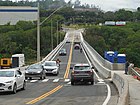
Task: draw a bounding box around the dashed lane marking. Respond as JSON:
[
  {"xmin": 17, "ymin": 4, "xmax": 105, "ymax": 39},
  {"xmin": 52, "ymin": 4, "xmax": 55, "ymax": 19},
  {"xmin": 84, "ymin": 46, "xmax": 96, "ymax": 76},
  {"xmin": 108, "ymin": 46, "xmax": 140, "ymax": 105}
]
[
  {"xmin": 42, "ymin": 79, "xmax": 49, "ymax": 82},
  {"xmin": 30, "ymin": 80, "xmax": 38, "ymax": 83},
  {"xmin": 64, "ymin": 79, "xmax": 70, "ymax": 82},
  {"xmin": 53, "ymin": 79, "xmax": 59, "ymax": 83}
]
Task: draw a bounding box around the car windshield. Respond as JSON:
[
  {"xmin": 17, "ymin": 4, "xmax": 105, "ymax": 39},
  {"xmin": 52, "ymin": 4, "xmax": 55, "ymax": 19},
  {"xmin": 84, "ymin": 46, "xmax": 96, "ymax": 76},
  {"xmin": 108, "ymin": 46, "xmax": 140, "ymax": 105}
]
[
  {"xmin": 60, "ymin": 49, "xmax": 65, "ymax": 52},
  {"xmin": 74, "ymin": 66, "xmax": 90, "ymax": 70},
  {"xmin": 0, "ymin": 71, "xmax": 14, "ymax": 77},
  {"xmin": 29, "ymin": 64, "xmax": 42, "ymax": 69},
  {"xmin": 45, "ymin": 62, "xmax": 56, "ymax": 66}
]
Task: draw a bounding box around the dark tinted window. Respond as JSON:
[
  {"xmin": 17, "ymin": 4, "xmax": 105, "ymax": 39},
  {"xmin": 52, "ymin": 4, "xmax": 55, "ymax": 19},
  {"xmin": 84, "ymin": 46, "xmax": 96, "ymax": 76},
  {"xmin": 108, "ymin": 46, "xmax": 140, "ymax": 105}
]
[{"xmin": 74, "ymin": 66, "xmax": 90, "ymax": 70}]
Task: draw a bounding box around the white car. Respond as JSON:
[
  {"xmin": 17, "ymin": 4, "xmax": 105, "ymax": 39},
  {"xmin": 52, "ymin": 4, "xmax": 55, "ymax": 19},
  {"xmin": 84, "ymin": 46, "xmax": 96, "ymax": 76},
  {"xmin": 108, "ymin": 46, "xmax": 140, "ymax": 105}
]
[
  {"xmin": 43, "ymin": 61, "xmax": 59, "ymax": 75},
  {"xmin": 0, "ymin": 68, "xmax": 26, "ymax": 94}
]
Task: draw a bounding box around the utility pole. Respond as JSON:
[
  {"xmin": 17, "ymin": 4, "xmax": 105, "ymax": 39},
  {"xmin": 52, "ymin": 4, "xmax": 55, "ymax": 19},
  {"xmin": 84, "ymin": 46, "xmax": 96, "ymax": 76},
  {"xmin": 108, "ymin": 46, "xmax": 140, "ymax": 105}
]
[
  {"xmin": 57, "ymin": 20, "xmax": 59, "ymax": 45},
  {"xmin": 37, "ymin": 2, "xmax": 40, "ymax": 62},
  {"xmin": 37, "ymin": 5, "xmax": 66, "ymax": 62},
  {"xmin": 51, "ymin": 19, "xmax": 53, "ymax": 50}
]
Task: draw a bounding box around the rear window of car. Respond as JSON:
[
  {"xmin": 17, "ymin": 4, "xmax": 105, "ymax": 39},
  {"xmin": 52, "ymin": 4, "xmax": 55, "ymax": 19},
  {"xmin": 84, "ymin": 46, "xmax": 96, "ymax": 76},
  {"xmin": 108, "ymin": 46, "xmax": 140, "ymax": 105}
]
[
  {"xmin": 29, "ymin": 64, "xmax": 42, "ymax": 69},
  {"xmin": 74, "ymin": 66, "xmax": 90, "ymax": 70}
]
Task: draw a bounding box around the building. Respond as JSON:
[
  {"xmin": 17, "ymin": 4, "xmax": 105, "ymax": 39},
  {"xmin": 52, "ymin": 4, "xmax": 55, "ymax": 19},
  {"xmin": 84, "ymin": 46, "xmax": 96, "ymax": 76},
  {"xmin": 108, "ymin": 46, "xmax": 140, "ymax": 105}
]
[{"xmin": 0, "ymin": 6, "xmax": 38, "ymax": 25}]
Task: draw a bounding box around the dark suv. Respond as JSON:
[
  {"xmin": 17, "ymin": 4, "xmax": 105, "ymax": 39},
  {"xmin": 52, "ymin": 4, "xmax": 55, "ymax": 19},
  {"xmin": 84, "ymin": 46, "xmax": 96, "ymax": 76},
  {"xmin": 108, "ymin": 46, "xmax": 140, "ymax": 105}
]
[{"xmin": 71, "ymin": 63, "xmax": 94, "ymax": 85}]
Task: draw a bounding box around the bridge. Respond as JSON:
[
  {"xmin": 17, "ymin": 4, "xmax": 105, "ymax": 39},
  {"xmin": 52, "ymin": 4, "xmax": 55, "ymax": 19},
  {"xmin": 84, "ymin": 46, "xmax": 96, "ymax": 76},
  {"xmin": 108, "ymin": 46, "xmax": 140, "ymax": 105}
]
[{"xmin": 0, "ymin": 29, "xmax": 139, "ymax": 105}]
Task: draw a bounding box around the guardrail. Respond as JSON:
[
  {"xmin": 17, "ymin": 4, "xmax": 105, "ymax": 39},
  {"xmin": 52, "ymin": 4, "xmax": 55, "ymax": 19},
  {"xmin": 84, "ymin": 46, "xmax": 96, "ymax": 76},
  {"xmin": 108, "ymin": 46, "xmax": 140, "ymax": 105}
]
[
  {"xmin": 81, "ymin": 37, "xmax": 125, "ymax": 78},
  {"xmin": 81, "ymin": 40, "xmax": 111, "ymax": 78},
  {"xmin": 129, "ymin": 67, "xmax": 140, "ymax": 79},
  {"xmin": 80, "ymin": 32, "xmax": 129, "ymax": 104},
  {"xmin": 40, "ymin": 40, "xmax": 66, "ymax": 64}
]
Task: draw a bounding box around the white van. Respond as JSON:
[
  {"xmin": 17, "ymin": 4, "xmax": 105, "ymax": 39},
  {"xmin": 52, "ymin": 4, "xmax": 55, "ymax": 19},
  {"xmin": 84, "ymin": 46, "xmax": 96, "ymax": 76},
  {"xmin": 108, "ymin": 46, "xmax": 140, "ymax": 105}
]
[{"xmin": 12, "ymin": 54, "xmax": 25, "ymax": 68}]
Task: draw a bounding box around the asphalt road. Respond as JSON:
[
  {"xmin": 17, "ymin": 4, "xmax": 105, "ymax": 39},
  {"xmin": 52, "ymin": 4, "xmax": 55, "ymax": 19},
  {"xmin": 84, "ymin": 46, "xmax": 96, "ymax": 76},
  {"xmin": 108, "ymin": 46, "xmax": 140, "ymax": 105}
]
[{"xmin": 0, "ymin": 33, "xmax": 119, "ymax": 105}]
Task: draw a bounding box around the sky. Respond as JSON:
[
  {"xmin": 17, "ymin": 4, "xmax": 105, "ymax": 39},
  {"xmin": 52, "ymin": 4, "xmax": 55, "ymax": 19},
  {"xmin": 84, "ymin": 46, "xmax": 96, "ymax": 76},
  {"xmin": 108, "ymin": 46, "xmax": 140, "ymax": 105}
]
[{"xmin": 65, "ymin": 0, "xmax": 140, "ymax": 12}]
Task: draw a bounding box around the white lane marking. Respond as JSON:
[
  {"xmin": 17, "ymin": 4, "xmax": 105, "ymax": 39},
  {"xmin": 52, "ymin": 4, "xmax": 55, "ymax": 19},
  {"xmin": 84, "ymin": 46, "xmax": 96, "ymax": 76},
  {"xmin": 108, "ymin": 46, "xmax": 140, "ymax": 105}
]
[
  {"xmin": 83, "ymin": 43, "xmax": 111, "ymax": 105},
  {"xmin": 30, "ymin": 80, "xmax": 38, "ymax": 83},
  {"xmin": 98, "ymin": 78, "xmax": 104, "ymax": 82},
  {"xmin": 93, "ymin": 69, "xmax": 100, "ymax": 79},
  {"xmin": 102, "ymin": 84, "xmax": 111, "ymax": 105},
  {"xmin": 67, "ymin": 82, "xmax": 71, "ymax": 85},
  {"xmin": 97, "ymin": 81, "xmax": 105, "ymax": 84},
  {"xmin": 42, "ymin": 79, "xmax": 49, "ymax": 82},
  {"xmin": 64, "ymin": 79, "xmax": 70, "ymax": 82},
  {"xmin": 53, "ymin": 79, "xmax": 59, "ymax": 83}
]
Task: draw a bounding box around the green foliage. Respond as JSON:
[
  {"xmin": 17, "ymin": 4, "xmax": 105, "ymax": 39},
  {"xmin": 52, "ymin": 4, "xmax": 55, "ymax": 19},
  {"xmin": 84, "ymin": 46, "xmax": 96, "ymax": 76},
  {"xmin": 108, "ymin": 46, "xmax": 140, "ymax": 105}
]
[
  {"xmin": 115, "ymin": 9, "xmax": 133, "ymax": 21},
  {"xmin": 0, "ymin": 19, "xmax": 65, "ymax": 63},
  {"xmin": 0, "ymin": 25, "xmax": 16, "ymax": 33},
  {"xmin": 22, "ymin": 47, "xmax": 36, "ymax": 59},
  {"xmin": 16, "ymin": 21, "xmax": 36, "ymax": 31},
  {"xmin": 84, "ymin": 22, "xmax": 140, "ymax": 66}
]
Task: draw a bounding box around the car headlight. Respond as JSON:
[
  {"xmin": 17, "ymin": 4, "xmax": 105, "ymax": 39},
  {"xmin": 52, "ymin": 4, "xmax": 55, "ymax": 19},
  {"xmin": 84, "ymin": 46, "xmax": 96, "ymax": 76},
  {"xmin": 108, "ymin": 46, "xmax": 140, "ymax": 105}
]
[
  {"xmin": 53, "ymin": 68, "xmax": 58, "ymax": 71},
  {"xmin": 37, "ymin": 71, "xmax": 41, "ymax": 73},
  {"xmin": 25, "ymin": 71, "xmax": 29, "ymax": 73},
  {"xmin": 5, "ymin": 80, "xmax": 13, "ymax": 84}
]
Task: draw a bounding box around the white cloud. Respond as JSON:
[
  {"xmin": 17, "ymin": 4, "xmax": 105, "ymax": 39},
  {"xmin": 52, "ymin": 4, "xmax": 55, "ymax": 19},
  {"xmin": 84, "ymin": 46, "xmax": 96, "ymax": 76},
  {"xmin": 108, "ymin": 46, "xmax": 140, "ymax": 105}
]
[{"xmin": 65, "ymin": 0, "xmax": 140, "ymax": 11}]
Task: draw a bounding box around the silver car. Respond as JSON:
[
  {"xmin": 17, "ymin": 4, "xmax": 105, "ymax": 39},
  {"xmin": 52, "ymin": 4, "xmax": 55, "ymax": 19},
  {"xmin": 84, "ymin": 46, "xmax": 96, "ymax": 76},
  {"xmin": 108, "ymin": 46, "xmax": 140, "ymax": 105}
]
[
  {"xmin": 43, "ymin": 61, "xmax": 59, "ymax": 75},
  {"xmin": 25, "ymin": 63, "xmax": 46, "ymax": 80}
]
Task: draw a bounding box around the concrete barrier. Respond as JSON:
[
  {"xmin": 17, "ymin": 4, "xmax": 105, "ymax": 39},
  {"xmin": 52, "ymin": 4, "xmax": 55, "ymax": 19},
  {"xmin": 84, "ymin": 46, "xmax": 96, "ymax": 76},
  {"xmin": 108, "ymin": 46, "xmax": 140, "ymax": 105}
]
[
  {"xmin": 82, "ymin": 41, "xmax": 111, "ymax": 78},
  {"xmin": 112, "ymin": 72, "xmax": 129, "ymax": 105}
]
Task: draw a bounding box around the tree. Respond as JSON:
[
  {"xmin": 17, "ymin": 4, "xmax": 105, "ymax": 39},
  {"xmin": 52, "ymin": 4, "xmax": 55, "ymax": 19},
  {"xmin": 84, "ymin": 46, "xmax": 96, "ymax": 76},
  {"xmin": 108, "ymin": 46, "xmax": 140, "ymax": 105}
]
[
  {"xmin": 103, "ymin": 11, "xmax": 115, "ymax": 21},
  {"xmin": 115, "ymin": 9, "xmax": 133, "ymax": 21},
  {"xmin": 137, "ymin": 7, "xmax": 140, "ymax": 12}
]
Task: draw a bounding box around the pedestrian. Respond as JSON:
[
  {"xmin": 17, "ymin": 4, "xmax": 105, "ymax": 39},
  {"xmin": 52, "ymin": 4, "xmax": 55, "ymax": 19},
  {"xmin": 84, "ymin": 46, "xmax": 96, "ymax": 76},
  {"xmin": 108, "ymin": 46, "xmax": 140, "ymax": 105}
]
[
  {"xmin": 125, "ymin": 61, "xmax": 129, "ymax": 74},
  {"xmin": 56, "ymin": 58, "xmax": 61, "ymax": 66}
]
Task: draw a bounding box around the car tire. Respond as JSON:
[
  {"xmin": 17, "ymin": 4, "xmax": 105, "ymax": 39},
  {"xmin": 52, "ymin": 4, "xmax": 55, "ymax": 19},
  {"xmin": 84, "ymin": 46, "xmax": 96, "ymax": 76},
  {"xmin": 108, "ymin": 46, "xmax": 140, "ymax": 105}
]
[
  {"xmin": 21, "ymin": 81, "xmax": 26, "ymax": 90},
  {"xmin": 91, "ymin": 81, "xmax": 94, "ymax": 85},
  {"xmin": 55, "ymin": 71, "xmax": 59, "ymax": 76},
  {"xmin": 12, "ymin": 83, "xmax": 17, "ymax": 94},
  {"xmin": 29, "ymin": 77, "xmax": 32, "ymax": 80},
  {"xmin": 71, "ymin": 81, "xmax": 74, "ymax": 85},
  {"xmin": 40, "ymin": 74, "xmax": 43, "ymax": 80},
  {"xmin": 43, "ymin": 72, "xmax": 46, "ymax": 79},
  {"xmin": 44, "ymin": 75, "xmax": 46, "ymax": 79}
]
